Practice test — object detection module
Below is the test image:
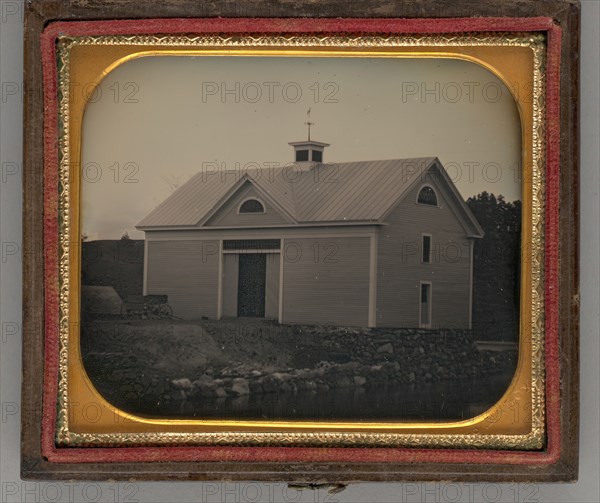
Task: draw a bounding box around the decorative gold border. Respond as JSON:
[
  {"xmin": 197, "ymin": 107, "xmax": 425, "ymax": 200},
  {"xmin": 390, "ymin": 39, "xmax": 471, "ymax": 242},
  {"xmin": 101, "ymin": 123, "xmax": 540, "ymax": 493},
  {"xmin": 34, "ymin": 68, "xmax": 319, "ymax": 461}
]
[{"xmin": 54, "ymin": 34, "xmax": 546, "ymax": 448}]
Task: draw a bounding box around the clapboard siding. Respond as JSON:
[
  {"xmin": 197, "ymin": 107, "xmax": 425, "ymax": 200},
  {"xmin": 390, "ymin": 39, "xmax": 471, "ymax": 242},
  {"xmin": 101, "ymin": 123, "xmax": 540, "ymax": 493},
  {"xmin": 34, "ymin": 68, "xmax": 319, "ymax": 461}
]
[
  {"xmin": 146, "ymin": 240, "xmax": 219, "ymax": 319},
  {"xmin": 205, "ymin": 182, "xmax": 290, "ymax": 227},
  {"xmin": 265, "ymin": 254, "xmax": 280, "ymax": 319},
  {"xmin": 282, "ymin": 237, "xmax": 370, "ymax": 326},
  {"xmin": 377, "ymin": 172, "xmax": 472, "ymax": 328}
]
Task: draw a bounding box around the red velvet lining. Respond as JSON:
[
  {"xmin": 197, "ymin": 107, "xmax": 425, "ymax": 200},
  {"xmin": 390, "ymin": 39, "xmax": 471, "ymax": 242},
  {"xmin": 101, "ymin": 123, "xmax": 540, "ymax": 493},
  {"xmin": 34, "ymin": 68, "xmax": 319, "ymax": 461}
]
[{"xmin": 40, "ymin": 17, "xmax": 562, "ymax": 466}]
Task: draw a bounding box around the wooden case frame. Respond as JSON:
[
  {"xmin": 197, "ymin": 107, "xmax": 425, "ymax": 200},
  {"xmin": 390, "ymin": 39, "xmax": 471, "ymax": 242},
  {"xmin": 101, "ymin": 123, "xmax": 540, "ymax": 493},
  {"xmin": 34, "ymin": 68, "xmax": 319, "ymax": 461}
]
[{"xmin": 22, "ymin": 0, "xmax": 580, "ymax": 482}]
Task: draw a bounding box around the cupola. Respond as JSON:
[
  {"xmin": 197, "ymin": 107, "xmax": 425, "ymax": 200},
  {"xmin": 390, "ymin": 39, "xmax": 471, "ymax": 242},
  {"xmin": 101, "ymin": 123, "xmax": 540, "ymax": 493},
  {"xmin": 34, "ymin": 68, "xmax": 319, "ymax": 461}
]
[
  {"xmin": 288, "ymin": 140, "xmax": 330, "ymax": 163},
  {"xmin": 289, "ymin": 109, "xmax": 329, "ymax": 165}
]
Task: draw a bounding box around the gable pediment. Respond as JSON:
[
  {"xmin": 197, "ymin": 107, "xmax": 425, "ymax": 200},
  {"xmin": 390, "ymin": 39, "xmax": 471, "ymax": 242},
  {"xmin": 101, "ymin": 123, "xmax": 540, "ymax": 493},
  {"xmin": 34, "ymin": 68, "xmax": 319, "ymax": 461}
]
[
  {"xmin": 203, "ymin": 180, "xmax": 294, "ymax": 227},
  {"xmin": 379, "ymin": 159, "xmax": 484, "ymax": 238}
]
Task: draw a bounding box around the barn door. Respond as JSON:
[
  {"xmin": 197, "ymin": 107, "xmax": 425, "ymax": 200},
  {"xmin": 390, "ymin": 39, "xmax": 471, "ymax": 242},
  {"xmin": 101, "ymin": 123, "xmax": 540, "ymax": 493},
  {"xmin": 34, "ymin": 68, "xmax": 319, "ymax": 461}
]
[{"xmin": 237, "ymin": 254, "xmax": 266, "ymax": 317}]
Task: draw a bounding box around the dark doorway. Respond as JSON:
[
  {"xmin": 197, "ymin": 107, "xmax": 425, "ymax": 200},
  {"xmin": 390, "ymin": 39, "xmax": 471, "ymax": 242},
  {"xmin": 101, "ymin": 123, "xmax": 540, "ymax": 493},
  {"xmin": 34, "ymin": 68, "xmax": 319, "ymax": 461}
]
[{"xmin": 237, "ymin": 254, "xmax": 266, "ymax": 317}]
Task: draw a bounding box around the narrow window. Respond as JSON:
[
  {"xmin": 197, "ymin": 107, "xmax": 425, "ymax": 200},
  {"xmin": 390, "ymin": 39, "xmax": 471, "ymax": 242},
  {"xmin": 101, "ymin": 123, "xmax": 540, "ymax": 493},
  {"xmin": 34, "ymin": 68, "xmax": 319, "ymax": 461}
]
[
  {"xmin": 239, "ymin": 199, "xmax": 265, "ymax": 213},
  {"xmin": 295, "ymin": 149, "xmax": 309, "ymax": 162},
  {"xmin": 311, "ymin": 150, "xmax": 323, "ymax": 162},
  {"xmin": 422, "ymin": 235, "xmax": 431, "ymax": 263},
  {"xmin": 420, "ymin": 283, "xmax": 431, "ymax": 327},
  {"xmin": 417, "ymin": 186, "xmax": 438, "ymax": 206}
]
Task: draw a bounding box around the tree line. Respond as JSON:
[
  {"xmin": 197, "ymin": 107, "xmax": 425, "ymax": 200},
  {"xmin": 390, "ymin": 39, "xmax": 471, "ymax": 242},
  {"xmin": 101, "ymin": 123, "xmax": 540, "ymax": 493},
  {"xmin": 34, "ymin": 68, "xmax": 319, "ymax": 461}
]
[{"xmin": 467, "ymin": 192, "xmax": 521, "ymax": 342}]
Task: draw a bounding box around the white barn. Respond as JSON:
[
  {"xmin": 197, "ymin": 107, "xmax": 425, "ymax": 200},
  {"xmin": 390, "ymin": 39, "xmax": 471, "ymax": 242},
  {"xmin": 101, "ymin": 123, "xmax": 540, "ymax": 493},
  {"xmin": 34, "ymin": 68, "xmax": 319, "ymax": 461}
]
[{"xmin": 136, "ymin": 139, "xmax": 484, "ymax": 328}]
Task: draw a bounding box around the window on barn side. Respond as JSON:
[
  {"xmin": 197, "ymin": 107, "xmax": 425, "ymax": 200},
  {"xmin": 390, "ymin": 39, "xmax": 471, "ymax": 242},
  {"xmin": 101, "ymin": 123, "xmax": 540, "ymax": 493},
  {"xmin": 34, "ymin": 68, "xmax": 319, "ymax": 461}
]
[
  {"xmin": 422, "ymin": 234, "xmax": 431, "ymax": 263},
  {"xmin": 239, "ymin": 199, "xmax": 265, "ymax": 214},
  {"xmin": 417, "ymin": 186, "xmax": 438, "ymax": 206}
]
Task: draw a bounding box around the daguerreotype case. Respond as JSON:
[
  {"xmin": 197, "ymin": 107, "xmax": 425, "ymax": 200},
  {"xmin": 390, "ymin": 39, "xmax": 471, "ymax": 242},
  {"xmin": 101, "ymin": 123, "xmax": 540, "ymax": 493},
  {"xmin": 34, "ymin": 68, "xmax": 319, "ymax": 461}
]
[{"xmin": 22, "ymin": 0, "xmax": 580, "ymax": 482}]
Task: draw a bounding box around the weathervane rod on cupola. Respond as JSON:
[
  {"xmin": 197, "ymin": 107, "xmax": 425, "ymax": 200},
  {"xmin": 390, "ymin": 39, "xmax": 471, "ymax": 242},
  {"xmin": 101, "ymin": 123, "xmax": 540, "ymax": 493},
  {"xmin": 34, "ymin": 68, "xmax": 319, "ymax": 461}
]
[{"xmin": 304, "ymin": 107, "xmax": 314, "ymax": 141}]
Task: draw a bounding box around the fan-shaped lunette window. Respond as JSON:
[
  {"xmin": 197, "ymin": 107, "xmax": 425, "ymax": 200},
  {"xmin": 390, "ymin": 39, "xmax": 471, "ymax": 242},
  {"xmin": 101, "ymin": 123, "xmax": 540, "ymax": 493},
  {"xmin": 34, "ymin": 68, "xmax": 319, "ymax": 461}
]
[
  {"xmin": 239, "ymin": 199, "xmax": 265, "ymax": 213},
  {"xmin": 417, "ymin": 186, "xmax": 438, "ymax": 206}
]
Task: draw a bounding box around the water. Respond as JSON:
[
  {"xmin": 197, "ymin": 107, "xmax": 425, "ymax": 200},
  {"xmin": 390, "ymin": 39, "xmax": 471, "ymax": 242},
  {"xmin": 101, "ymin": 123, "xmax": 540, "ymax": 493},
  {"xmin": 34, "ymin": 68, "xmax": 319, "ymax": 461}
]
[{"xmin": 148, "ymin": 371, "xmax": 514, "ymax": 422}]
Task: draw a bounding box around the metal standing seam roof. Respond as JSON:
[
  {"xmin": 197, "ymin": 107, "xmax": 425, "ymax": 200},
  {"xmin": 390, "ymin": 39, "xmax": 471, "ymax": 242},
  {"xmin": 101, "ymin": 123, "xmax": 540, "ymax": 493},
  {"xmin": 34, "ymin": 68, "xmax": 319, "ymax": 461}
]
[{"xmin": 136, "ymin": 157, "xmax": 483, "ymax": 236}]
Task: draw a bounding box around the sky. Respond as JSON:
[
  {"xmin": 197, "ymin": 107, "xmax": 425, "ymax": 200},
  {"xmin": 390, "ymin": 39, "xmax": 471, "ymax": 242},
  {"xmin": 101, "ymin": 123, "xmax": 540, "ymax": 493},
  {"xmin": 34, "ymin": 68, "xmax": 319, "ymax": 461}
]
[{"xmin": 81, "ymin": 55, "xmax": 522, "ymax": 240}]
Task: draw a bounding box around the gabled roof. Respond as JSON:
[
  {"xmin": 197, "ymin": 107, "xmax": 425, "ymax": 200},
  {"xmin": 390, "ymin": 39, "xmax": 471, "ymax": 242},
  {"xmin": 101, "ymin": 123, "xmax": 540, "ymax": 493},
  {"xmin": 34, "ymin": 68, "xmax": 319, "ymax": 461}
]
[
  {"xmin": 202, "ymin": 178, "xmax": 296, "ymax": 226},
  {"xmin": 136, "ymin": 157, "xmax": 484, "ymax": 237}
]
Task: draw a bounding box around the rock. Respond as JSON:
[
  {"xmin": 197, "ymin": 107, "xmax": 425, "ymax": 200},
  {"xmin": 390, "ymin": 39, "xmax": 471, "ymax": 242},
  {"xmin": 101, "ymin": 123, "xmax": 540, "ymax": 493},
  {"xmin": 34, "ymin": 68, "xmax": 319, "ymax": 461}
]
[
  {"xmin": 272, "ymin": 372, "xmax": 288, "ymax": 382},
  {"xmin": 193, "ymin": 374, "xmax": 213, "ymax": 387},
  {"xmin": 191, "ymin": 375, "xmax": 217, "ymax": 397},
  {"xmin": 377, "ymin": 343, "xmax": 394, "ymax": 354},
  {"xmin": 344, "ymin": 361, "xmax": 360, "ymax": 371},
  {"xmin": 354, "ymin": 375, "xmax": 366, "ymax": 386},
  {"xmin": 171, "ymin": 378, "xmax": 192, "ymax": 390},
  {"xmin": 214, "ymin": 387, "xmax": 227, "ymax": 398},
  {"xmin": 231, "ymin": 378, "xmax": 249, "ymax": 396}
]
